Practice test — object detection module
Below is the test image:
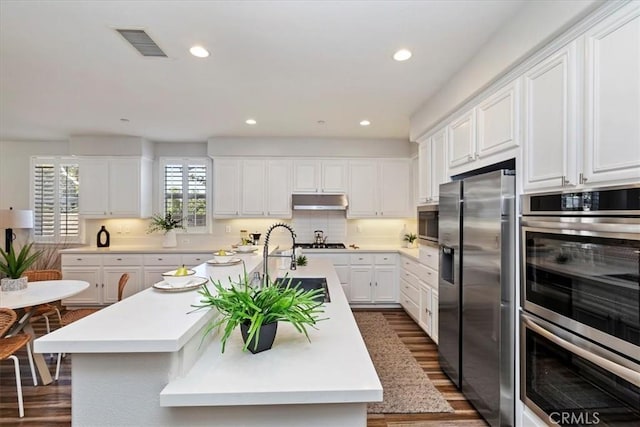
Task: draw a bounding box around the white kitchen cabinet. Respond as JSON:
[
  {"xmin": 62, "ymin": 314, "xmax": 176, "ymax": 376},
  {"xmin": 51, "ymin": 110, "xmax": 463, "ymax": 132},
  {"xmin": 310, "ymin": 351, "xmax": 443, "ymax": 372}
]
[
  {"xmin": 348, "ymin": 159, "xmax": 411, "ymax": 218},
  {"xmin": 523, "ymin": 41, "xmax": 579, "ymax": 192},
  {"xmin": 419, "ymin": 285, "xmax": 432, "ymax": 333},
  {"xmin": 61, "ymin": 267, "xmax": 102, "ymax": 305},
  {"xmin": 266, "ymin": 159, "xmax": 292, "ymax": 217},
  {"xmin": 304, "ymin": 253, "xmax": 350, "ymax": 300},
  {"xmin": 583, "ymin": 3, "xmax": 640, "ymax": 187},
  {"xmin": 79, "ymin": 157, "xmax": 152, "ymax": 218},
  {"xmin": 400, "ymin": 252, "xmax": 439, "ymax": 341},
  {"xmin": 448, "ymin": 109, "xmax": 476, "ymax": 168},
  {"xmin": 292, "ymin": 159, "xmax": 347, "ymax": 193},
  {"xmin": 103, "ymin": 268, "xmax": 141, "ymax": 302},
  {"xmin": 411, "ymin": 155, "xmax": 419, "ymax": 208},
  {"xmin": 477, "ymin": 79, "xmax": 520, "ymax": 159},
  {"xmin": 241, "ymin": 160, "xmax": 266, "ymax": 216},
  {"xmin": 142, "ymin": 254, "xmax": 182, "ymax": 289},
  {"xmin": 418, "ymin": 128, "xmax": 448, "ymax": 204},
  {"xmin": 349, "ymin": 253, "xmax": 397, "ymax": 303},
  {"xmin": 213, "ymin": 158, "xmax": 241, "ymax": 217},
  {"xmin": 431, "ymin": 289, "xmax": 439, "ymax": 344}
]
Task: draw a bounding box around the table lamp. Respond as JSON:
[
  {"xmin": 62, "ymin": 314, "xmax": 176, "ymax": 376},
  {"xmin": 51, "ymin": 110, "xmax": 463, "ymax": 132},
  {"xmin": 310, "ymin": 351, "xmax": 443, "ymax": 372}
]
[{"xmin": 0, "ymin": 207, "xmax": 34, "ymax": 253}]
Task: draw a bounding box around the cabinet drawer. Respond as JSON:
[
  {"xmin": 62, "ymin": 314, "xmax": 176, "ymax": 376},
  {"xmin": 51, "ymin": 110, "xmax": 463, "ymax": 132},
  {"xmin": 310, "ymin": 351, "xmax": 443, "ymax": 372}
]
[
  {"xmin": 61, "ymin": 254, "xmax": 101, "ymax": 266},
  {"xmin": 374, "ymin": 253, "xmax": 396, "ymax": 265},
  {"xmin": 400, "ymin": 290, "xmax": 420, "ymax": 320},
  {"xmin": 102, "ymin": 254, "xmax": 143, "ymax": 266},
  {"xmin": 399, "ymin": 278, "xmax": 419, "ymax": 305},
  {"xmin": 182, "ymin": 253, "xmax": 210, "ymax": 267},
  {"xmin": 350, "ymin": 254, "xmax": 374, "ymax": 265},
  {"xmin": 143, "ymin": 254, "xmax": 182, "ymax": 266},
  {"xmin": 417, "ymin": 263, "xmax": 438, "ymax": 288},
  {"xmin": 305, "ymin": 253, "xmax": 350, "ymax": 265},
  {"xmin": 401, "ymin": 256, "xmax": 422, "ymax": 277},
  {"xmin": 419, "ymin": 245, "xmax": 438, "ymax": 270},
  {"xmin": 401, "ymin": 269, "xmax": 421, "ymax": 290}
]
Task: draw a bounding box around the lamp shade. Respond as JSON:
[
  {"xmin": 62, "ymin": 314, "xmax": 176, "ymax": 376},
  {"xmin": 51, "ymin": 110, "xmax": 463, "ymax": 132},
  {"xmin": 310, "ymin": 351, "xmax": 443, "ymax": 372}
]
[{"xmin": 0, "ymin": 208, "xmax": 34, "ymax": 229}]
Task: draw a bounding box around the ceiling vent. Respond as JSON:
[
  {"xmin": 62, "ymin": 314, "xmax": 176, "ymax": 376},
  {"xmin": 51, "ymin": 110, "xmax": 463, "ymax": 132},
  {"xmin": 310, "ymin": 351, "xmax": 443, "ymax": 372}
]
[{"xmin": 116, "ymin": 29, "xmax": 167, "ymax": 57}]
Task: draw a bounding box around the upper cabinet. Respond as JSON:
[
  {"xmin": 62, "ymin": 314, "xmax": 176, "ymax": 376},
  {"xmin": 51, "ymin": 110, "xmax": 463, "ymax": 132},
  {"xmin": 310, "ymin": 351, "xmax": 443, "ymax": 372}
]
[
  {"xmin": 523, "ymin": 41, "xmax": 579, "ymax": 192},
  {"xmin": 447, "ymin": 109, "xmax": 476, "ymax": 169},
  {"xmin": 348, "ymin": 159, "xmax": 412, "ymax": 218},
  {"xmin": 79, "ymin": 157, "xmax": 152, "ymax": 218},
  {"xmin": 583, "ymin": 3, "xmax": 640, "ymax": 187},
  {"xmin": 214, "ymin": 158, "xmax": 292, "ymax": 218},
  {"xmin": 418, "ymin": 128, "xmax": 448, "ymax": 204},
  {"xmin": 523, "ymin": 2, "xmax": 640, "ymax": 192},
  {"xmin": 292, "ymin": 159, "xmax": 347, "ymax": 193},
  {"xmin": 476, "ymin": 80, "xmax": 520, "ymax": 159}
]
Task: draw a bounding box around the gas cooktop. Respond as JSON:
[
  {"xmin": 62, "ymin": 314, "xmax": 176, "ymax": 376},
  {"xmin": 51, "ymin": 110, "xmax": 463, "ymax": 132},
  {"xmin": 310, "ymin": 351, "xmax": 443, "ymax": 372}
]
[{"xmin": 295, "ymin": 243, "xmax": 347, "ymax": 249}]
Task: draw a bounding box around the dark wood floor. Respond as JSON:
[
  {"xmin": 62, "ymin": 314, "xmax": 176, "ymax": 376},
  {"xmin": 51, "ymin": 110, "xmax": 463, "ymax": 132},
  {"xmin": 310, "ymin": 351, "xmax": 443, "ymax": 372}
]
[{"xmin": 0, "ymin": 309, "xmax": 484, "ymax": 426}]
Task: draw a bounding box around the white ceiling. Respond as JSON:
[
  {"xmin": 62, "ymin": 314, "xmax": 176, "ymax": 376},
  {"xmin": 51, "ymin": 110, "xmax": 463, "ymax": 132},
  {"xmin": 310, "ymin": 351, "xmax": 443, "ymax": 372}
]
[{"xmin": 0, "ymin": 0, "xmax": 525, "ymax": 142}]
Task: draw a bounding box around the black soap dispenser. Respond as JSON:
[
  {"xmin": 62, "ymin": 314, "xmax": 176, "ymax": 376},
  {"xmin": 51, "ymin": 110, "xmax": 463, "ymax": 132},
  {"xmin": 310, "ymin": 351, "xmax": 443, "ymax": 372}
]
[{"xmin": 97, "ymin": 225, "xmax": 110, "ymax": 248}]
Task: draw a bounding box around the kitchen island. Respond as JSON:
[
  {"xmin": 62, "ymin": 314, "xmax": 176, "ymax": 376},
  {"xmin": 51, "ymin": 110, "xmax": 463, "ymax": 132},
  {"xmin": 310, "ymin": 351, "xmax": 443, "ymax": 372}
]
[{"xmin": 34, "ymin": 255, "xmax": 382, "ymax": 426}]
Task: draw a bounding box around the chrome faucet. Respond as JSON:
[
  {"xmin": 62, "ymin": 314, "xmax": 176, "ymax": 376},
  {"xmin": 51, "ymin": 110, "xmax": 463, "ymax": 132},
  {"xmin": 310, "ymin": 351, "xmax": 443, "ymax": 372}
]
[{"xmin": 262, "ymin": 223, "xmax": 297, "ymax": 287}]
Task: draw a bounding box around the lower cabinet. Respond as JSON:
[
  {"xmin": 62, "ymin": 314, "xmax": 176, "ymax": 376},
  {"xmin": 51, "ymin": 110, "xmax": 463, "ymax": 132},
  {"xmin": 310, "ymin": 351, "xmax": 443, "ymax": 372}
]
[
  {"xmin": 304, "ymin": 253, "xmax": 351, "ymax": 300},
  {"xmin": 61, "ymin": 266, "xmax": 103, "ymax": 305},
  {"xmin": 400, "ymin": 253, "xmax": 439, "ymax": 343},
  {"xmin": 349, "ymin": 253, "xmax": 397, "ymax": 304}
]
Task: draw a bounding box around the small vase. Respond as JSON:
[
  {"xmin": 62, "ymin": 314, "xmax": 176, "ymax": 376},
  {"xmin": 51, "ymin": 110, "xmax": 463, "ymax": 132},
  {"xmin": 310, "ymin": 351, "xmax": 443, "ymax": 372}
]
[
  {"xmin": 1, "ymin": 277, "xmax": 28, "ymax": 292},
  {"xmin": 163, "ymin": 229, "xmax": 177, "ymax": 248},
  {"xmin": 240, "ymin": 321, "xmax": 278, "ymax": 354}
]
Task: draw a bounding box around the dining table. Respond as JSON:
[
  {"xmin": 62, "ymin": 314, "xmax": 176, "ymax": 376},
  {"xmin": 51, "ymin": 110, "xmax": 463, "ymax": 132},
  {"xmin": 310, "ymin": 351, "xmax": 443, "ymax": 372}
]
[{"xmin": 0, "ymin": 279, "xmax": 90, "ymax": 385}]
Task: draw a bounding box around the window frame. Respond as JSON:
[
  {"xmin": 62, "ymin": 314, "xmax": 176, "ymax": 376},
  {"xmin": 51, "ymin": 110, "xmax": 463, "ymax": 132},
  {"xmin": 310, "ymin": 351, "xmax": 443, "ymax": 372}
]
[
  {"xmin": 30, "ymin": 156, "xmax": 82, "ymax": 243},
  {"xmin": 158, "ymin": 157, "xmax": 211, "ymax": 233}
]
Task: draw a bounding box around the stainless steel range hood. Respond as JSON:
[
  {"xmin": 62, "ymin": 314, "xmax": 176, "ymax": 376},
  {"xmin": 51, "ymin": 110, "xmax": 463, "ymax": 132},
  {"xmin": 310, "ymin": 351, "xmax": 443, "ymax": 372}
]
[{"xmin": 292, "ymin": 194, "xmax": 348, "ymax": 211}]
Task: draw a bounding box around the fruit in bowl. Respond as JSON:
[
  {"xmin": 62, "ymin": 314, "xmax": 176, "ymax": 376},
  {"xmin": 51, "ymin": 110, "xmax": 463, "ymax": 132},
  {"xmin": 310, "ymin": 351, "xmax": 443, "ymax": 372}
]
[
  {"xmin": 162, "ymin": 265, "xmax": 196, "ymax": 286},
  {"xmin": 213, "ymin": 249, "xmax": 236, "ymax": 263}
]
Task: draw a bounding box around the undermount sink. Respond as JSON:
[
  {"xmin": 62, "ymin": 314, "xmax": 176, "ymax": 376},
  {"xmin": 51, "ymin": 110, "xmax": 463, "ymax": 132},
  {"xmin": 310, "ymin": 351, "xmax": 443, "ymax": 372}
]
[{"xmin": 273, "ymin": 277, "xmax": 331, "ymax": 303}]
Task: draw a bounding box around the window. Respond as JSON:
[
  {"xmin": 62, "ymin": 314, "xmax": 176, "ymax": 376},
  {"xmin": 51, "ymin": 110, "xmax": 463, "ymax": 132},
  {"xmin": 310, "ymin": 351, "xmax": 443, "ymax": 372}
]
[
  {"xmin": 31, "ymin": 157, "xmax": 80, "ymax": 242},
  {"xmin": 160, "ymin": 158, "xmax": 210, "ymax": 231}
]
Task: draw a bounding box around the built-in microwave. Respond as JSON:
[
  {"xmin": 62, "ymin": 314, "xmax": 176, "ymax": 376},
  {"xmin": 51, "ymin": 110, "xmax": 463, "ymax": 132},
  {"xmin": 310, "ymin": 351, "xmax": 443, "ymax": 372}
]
[{"xmin": 417, "ymin": 204, "xmax": 438, "ymax": 244}]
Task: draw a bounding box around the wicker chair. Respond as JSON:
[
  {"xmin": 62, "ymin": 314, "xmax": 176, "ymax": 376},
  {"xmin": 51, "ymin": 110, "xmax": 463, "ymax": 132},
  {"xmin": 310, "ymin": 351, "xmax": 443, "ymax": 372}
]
[
  {"xmin": 0, "ymin": 308, "xmax": 37, "ymax": 418},
  {"xmin": 23, "ymin": 269, "xmax": 63, "ymax": 334},
  {"xmin": 55, "ymin": 273, "xmax": 130, "ymax": 379}
]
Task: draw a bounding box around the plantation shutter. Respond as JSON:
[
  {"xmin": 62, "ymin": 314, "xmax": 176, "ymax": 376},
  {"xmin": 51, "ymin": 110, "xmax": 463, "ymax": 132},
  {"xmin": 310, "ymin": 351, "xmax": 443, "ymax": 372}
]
[
  {"xmin": 33, "ymin": 163, "xmax": 56, "ymax": 237},
  {"xmin": 164, "ymin": 163, "xmax": 184, "ymax": 216},
  {"xmin": 186, "ymin": 164, "xmax": 207, "ymax": 228},
  {"xmin": 59, "ymin": 164, "xmax": 79, "ymax": 237}
]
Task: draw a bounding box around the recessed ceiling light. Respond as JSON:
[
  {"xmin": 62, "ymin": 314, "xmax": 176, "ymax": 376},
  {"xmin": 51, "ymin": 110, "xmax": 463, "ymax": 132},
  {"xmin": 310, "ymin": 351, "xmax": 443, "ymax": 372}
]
[
  {"xmin": 189, "ymin": 45, "xmax": 210, "ymax": 58},
  {"xmin": 245, "ymin": 119, "xmax": 257, "ymax": 125},
  {"xmin": 360, "ymin": 120, "xmax": 371, "ymax": 126},
  {"xmin": 393, "ymin": 49, "xmax": 412, "ymax": 61}
]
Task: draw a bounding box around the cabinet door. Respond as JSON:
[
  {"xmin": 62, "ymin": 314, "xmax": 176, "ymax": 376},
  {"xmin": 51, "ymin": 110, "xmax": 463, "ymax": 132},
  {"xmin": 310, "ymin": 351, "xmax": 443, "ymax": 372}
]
[
  {"xmin": 418, "ymin": 140, "xmax": 432, "ymax": 203},
  {"xmin": 61, "ymin": 268, "xmax": 102, "ymax": 305},
  {"xmin": 584, "ymin": 4, "xmax": 640, "ymax": 186},
  {"xmin": 420, "ymin": 285, "xmax": 432, "ymax": 335},
  {"xmin": 103, "ymin": 267, "xmax": 142, "ymax": 303},
  {"xmin": 430, "ymin": 128, "xmax": 448, "ymax": 201},
  {"xmin": 431, "ymin": 290, "xmax": 439, "ymax": 344},
  {"xmin": 241, "ymin": 160, "xmax": 266, "ymax": 216},
  {"xmin": 349, "ymin": 267, "xmax": 373, "ymax": 303},
  {"xmin": 373, "ymin": 266, "xmax": 397, "ymax": 302},
  {"xmin": 411, "ymin": 156, "xmax": 419, "ymax": 207},
  {"xmin": 477, "ymin": 80, "xmax": 520, "ymax": 158},
  {"xmin": 321, "ymin": 160, "xmax": 347, "ymax": 192},
  {"xmin": 143, "ymin": 267, "xmax": 170, "ymax": 289},
  {"xmin": 78, "ymin": 158, "xmax": 109, "ymax": 216},
  {"xmin": 108, "ymin": 158, "xmax": 140, "ymax": 216},
  {"xmin": 347, "ymin": 161, "xmax": 378, "ymax": 217},
  {"xmin": 266, "ymin": 160, "xmax": 292, "ymax": 217},
  {"xmin": 213, "ymin": 159, "xmax": 240, "ymax": 216},
  {"xmin": 378, "ymin": 160, "xmax": 411, "ymax": 218},
  {"xmin": 448, "ymin": 109, "xmax": 476, "ymax": 168},
  {"xmin": 292, "ymin": 160, "xmax": 319, "ymax": 192},
  {"xmin": 523, "ymin": 42, "xmax": 578, "ymax": 192}
]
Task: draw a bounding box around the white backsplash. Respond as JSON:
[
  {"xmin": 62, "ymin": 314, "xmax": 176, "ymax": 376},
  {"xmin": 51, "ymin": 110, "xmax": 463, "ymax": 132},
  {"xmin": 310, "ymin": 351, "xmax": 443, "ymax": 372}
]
[{"xmin": 291, "ymin": 211, "xmax": 348, "ymax": 244}]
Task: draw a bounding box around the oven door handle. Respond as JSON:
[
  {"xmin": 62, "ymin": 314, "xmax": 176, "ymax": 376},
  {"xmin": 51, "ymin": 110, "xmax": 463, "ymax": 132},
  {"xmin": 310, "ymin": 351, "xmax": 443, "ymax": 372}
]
[{"xmin": 523, "ymin": 315, "xmax": 640, "ymax": 387}]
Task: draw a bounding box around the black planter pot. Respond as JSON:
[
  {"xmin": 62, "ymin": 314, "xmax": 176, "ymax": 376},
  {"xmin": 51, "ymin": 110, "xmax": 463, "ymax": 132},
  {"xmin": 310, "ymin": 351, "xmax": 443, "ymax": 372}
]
[{"xmin": 240, "ymin": 322, "xmax": 278, "ymax": 354}]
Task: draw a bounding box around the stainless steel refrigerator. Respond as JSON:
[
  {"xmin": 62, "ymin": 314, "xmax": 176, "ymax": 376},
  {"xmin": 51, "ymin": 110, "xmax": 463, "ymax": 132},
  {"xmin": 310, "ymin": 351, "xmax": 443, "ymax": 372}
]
[{"xmin": 438, "ymin": 169, "xmax": 515, "ymax": 427}]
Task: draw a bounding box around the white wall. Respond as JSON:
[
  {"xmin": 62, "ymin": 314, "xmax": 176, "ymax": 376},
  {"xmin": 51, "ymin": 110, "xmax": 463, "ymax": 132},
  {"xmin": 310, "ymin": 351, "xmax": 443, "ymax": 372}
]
[{"xmin": 409, "ymin": 0, "xmax": 603, "ymax": 140}]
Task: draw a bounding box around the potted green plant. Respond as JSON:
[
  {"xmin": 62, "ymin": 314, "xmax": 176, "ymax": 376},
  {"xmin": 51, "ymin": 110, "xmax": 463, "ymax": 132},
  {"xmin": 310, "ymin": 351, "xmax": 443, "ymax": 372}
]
[
  {"xmin": 193, "ymin": 270, "xmax": 325, "ymax": 354},
  {"xmin": 147, "ymin": 212, "xmax": 185, "ymax": 248},
  {"xmin": 403, "ymin": 232, "xmax": 418, "ymax": 248},
  {"xmin": 0, "ymin": 243, "xmax": 42, "ymax": 291}
]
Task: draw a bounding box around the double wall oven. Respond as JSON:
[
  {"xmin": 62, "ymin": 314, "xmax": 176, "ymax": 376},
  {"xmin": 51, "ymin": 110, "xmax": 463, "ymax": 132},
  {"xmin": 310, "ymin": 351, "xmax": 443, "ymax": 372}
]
[{"xmin": 521, "ymin": 185, "xmax": 640, "ymax": 426}]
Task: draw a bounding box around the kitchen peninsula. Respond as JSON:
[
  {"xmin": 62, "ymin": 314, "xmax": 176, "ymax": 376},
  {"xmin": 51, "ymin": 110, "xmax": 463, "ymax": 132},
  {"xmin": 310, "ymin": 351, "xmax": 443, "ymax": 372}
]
[{"xmin": 34, "ymin": 255, "xmax": 382, "ymax": 426}]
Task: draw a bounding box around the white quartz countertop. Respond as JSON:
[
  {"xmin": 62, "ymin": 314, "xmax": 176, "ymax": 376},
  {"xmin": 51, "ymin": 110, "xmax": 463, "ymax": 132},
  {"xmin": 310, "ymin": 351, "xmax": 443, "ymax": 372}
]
[
  {"xmin": 34, "ymin": 252, "xmax": 266, "ymax": 353},
  {"xmin": 159, "ymin": 258, "xmax": 383, "ymax": 407}
]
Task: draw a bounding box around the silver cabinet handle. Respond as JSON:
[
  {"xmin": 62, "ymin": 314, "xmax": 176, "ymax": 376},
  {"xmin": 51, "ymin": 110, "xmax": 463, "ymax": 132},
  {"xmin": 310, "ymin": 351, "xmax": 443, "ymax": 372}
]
[
  {"xmin": 117, "ymin": 258, "xmax": 122, "ymax": 261},
  {"xmin": 369, "ymin": 282, "xmax": 372, "ymax": 287},
  {"xmin": 102, "ymin": 284, "xmax": 104, "ymax": 288},
  {"xmin": 375, "ymin": 282, "xmax": 378, "ymax": 287},
  {"xmin": 523, "ymin": 315, "xmax": 640, "ymax": 387},
  {"xmin": 157, "ymin": 258, "xmax": 163, "ymax": 261},
  {"xmin": 95, "ymin": 283, "xmax": 98, "ymax": 288},
  {"xmin": 579, "ymin": 173, "xmax": 588, "ymax": 184},
  {"xmin": 77, "ymin": 258, "xmax": 83, "ymax": 261}
]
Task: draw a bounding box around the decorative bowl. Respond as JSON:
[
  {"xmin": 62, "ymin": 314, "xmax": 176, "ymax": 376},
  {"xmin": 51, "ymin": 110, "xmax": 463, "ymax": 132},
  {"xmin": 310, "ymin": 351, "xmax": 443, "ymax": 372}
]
[
  {"xmin": 162, "ymin": 269, "xmax": 196, "ymax": 286},
  {"xmin": 213, "ymin": 250, "xmax": 236, "ymax": 263},
  {"xmin": 236, "ymin": 244, "xmax": 258, "ymax": 253}
]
